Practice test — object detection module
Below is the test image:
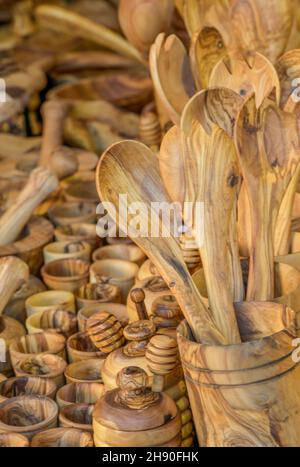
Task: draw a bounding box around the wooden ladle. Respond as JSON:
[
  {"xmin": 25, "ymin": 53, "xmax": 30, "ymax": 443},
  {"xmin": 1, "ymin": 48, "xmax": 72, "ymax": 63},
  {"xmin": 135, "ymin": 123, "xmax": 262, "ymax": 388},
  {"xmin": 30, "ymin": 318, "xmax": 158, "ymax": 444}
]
[
  {"xmin": 149, "ymin": 33, "xmax": 195, "ymax": 126},
  {"xmin": 96, "ymin": 140, "xmax": 225, "ymax": 345},
  {"xmin": 235, "ymin": 93, "xmax": 300, "ymax": 300},
  {"xmin": 181, "ymin": 88, "xmax": 243, "ymax": 344},
  {"xmin": 35, "ymin": 4, "xmax": 145, "ymax": 65}
]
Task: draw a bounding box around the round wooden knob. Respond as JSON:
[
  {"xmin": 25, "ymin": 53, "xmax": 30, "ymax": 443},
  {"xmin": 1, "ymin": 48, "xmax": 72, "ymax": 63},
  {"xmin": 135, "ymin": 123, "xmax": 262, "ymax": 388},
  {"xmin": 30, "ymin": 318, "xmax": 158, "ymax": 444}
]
[
  {"xmin": 87, "ymin": 311, "xmax": 125, "ymax": 353},
  {"xmin": 123, "ymin": 320, "xmax": 156, "ymax": 357},
  {"xmin": 152, "ymin": 295, "xmax": 183, "ymax": 329},
  {"xmin": 146, "ymin": 335, "xmax": 179, "ymax": 392},
  {"xmin": 117, "ymin": 366, "xmax": 148, "ymax": 391}
]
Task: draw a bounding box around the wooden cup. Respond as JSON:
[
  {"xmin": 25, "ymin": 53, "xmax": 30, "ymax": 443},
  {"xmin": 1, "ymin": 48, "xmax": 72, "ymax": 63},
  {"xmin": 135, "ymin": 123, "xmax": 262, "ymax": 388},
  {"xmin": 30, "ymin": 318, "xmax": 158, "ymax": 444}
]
[
  {"xmin": 0, "ymin": 432, "xmax": 29, "ymax": 447},
  {"xmin": 25, "ymin": 290, "xmax": 75, "ymax": 317},
  {"xmin": 41, "ymin": 259, "xmax": 90, "ymax": 292},
  {"xmin": 14, "ymin": 354, "xmax": 67, "ymax": 389},
  {"xmin": 92, "ymin": 244, "xmax": 146, "ymax": 267},
  {"xmin": 56, "ymin": 382, "xmax": 105, "ymax": 409},
  {"xmin": 31, "ymin": 427, "xmax": 93, "ymax": 447},
  {"xmin": 43, "ymin": 241, "xmax": 91, "ymax": 264},
  {"xmin": 59, "ymin": 403, "xmax": 94, "ymax": 432},
  {"xmin": 48, "ymin": 201, "xmax": 96, "ymax": 227},
  {"xmin": 0, "ymin": 376, "xmax": 57, "ymax": 403},
  {"xmin": 65, "ymin": 359, "xmax": 104, "ymax": 385},
  {"xmin": 67, "ymin": 332, "xmax": 105, "ymax": 363},
  {"xmin": 25, "ymin": 309, "xmax": 77, "ymax": 337}
]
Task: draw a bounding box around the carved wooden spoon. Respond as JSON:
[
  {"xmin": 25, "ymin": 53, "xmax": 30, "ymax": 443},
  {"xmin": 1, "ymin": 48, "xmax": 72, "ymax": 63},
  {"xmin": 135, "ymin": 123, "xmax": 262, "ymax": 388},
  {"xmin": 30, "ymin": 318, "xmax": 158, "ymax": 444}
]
[
  {"xmin": 235, "ymin": 94, "xmax": 300, "ymax": 300},
  {"xmin": 149, "ymin": 33, "xmax": 195, "ymax": 126},
  {"xmin": 96, "ymin": 140, "xmax": 225, "ymax": 345},
  {"xmin": 181, "ymin": 89, "xmax": 243, "ymax": 344}
]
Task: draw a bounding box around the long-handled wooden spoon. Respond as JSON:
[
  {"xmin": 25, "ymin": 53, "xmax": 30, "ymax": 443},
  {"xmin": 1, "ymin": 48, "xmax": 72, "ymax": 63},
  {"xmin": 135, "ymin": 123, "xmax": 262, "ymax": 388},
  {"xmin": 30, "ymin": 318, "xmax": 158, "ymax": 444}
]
[
  {"xmin": 96, "ymin": 140, "xmax": 225, "ymax": 345},
  {"xmin": 149, "ymin": 33, "xmax": 195, "ymax": 126},
  {"xmin": 235, "ymin": 93, "xmax": 300, "ymax": 300},
  {"xmin": 181, "ymin": 89, "xmax": 243, "ymax": 344},
  {"xmin": 35, "ymin": 5, "xmax": 145, "ymax": 65}
]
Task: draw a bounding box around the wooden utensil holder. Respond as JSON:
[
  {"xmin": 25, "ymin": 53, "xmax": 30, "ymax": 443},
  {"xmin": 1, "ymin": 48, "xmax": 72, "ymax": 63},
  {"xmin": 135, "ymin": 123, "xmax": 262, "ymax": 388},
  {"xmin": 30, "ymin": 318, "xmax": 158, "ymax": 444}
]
[{"xmin": 177, "ymin": 302, "xmax": 300, "ymax": 447}]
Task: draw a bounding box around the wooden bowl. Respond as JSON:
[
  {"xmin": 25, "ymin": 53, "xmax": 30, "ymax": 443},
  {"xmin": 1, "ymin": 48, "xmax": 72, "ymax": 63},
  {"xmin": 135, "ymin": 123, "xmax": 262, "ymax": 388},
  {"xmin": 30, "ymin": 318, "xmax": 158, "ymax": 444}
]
[
  {"xmin": 64, "ymin": 180, "xmax": 99, "ymax": 204},
  {"xmin": 0, "ymin": 376, "xmax": 57, "ymax": 403},
  {"xmin": 65, "ymin": 359, "xmax": 104, "ymax": 385},
  {"xmin": 48, "ymin": 202, "xmax": 96, "ymax": 226},
  {"xmin": 92, "ymin": 244, "xmax": 146, "ymax": 267},
  {"xmin": 59, "ymin": 403, "xmax": 94, "ymax": 432},
  {"xmin": 75, "ymin": 282, "xmax": 121, "ymax": 309},
  {"xmin": 67, "ymin": 332, "xmax": 105, "ymax": 363},
  {"xmin": 90, "ymin": 259, "xmax": 139, "ymax": 303},
  {"xmin": 14, "ymin": 353, "xmax": 67, "ymax": 389},
  {"xmin": 26, "ymin": 309, "xmax": 77, "ymax": 337},
  {"xmin": 54, "ymin": 223, "xmax": 100, "ymax": 250},
  {"xmin": 43, "ymin": 241, "xmax": 91, "ymax": 264},
  {"xmin": 41, "ymin": 259, "xmax": 90, "ymax": 293},
  {"xmin": 31, "ymin": 427, "xmax": 93, "ymax": 447},
  {"xmin": 0, "ymin": 432, "xmax": 29, "ymax": 447},
  {"xmin": 25, "ymin": 290, "xmax": 75, "ymax": 317},
  {"xmin": 0, "ymin": 395, "xmax": 58, "ymax": 440},
  {"xmin": 0, "ymin": 216, "xmax": 54, "ymax": 274},
  {"xmin": 9, "ymin": 331, "xmax": 66, "ymax": 369},
  {"xmin": 77, "ymin": 303, "xmax": 128, "ymax": 332},
  {"xmin": 0, "ymin": 316, "xmax": 26, "ymax": 376},
  {"xmin": 56, "ymin": 382, "xmax": 105, "ymax": 409}
]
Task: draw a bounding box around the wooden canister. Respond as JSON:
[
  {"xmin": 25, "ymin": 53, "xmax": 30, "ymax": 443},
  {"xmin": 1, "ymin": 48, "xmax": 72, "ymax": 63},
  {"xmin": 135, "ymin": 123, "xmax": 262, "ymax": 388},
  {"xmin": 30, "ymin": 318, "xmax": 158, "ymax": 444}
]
[
  {"xmin": 67, "ymin": 332, "xmax": 106, "ymax": 363},
  {"xmin": 31, "ymin": 427, "xmax": 93, "ymax": 447},
  {"xmin": 0, "ymin": 316, "xmax": 26, "ymax": 376},
  {"xmin": 9, "ymin": 332, "xmax": 66, "ymax": 369},
  {"xmin": 93, "ymin": 367, "xmax": 181, "ymax": 447},
  {"xmin": 77, "ymin": 303, "xmax": 128, "ymax": 332},
  {"xmin": 90, "ymin": 259, "xmax": 138, "ymax": 303},
  {"xmin": 0, "ymin": 376, "xmax": 57, "ymax": 403},
  {"xmin": 0, "ymin": 395, "xmax": 58, "ymax": 440},
  {"xmin": 56, "ymin": 382, "xmax": 105, "ymax": 409},
  {"xmin": 177, "ymin": 302, "xmax": 300, "ymax": 447}
]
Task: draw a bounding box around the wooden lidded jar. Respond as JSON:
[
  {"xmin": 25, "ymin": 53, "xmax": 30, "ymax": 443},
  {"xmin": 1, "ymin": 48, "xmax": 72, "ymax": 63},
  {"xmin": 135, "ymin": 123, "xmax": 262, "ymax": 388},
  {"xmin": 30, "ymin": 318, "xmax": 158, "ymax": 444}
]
[{"xmin": 93, "ymin": 367, "xmax": 181, "ymax": 447}]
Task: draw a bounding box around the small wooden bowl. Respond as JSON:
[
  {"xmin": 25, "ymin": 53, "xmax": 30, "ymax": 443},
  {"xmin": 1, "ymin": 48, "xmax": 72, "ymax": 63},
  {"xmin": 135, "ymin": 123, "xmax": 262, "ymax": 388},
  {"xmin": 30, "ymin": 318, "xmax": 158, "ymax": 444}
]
[
  {"xmin": 65, "ymin": 359, "xmax": 104, "ymax": 385},
  {"xmin": 90, "ymin": 259, "xmax": 139, "ymax": 303},
  {"xmin": 48, "ymin": 201, "xmax": 96, "ymax": 227},
  {"xmin": 43, "ymin": 241, "xmax": 91, "ymax": 264},
  {"xmin": 0, "ymin": 432, "xmax": 29, "ymax": 447},
  {"xmin": 67, "ymin": 332, "xmax": 105, "ymax": 363},
  {"xmin": 0, "ymin": 376, "xmax": 57, "ymax": 403},
  {"xmin": 31, "ymin": 427, "xmax": 93, "ymax": 447},
  {"xmin": 9, "ymin": 331, "xmax": 66, "ymax": 369},
  {"xmin": 0, "ymin": 316, "xmax": 26, "ymax": 376},
  {"xmin": 75, "ymin": 282, "xmax": 121, "ymax": 309},
  {"xmin": 41, "ymin": 259, "xmax": 90, "ymax": 293},
  {"xmin": 56, "ymin": 382, "xmax": 105, "ymax": 409},
  {"xmin": 92, "ymin": 244, "xmax": 146, "ymax": 267},
  {"xmin": 59, "ymin": 403, "xmax": 94, "ymax": 432},
  {"xmin": 26, "ymin": 309, "xmax": 77, "ymax": 338},
  {"xmin": 64, "ymin": 180, "xmax": 99, "ymax": 204},
  {"xmin": 77, "ymin": 303, "xmax": 128, "ymax": 332},
  {"xmin": 14, "ymin": 354, "xmax": 67, "ymax": 389},
  {"xmin": 0, "ymin": 216, "xmax": 54, "ymax": 274},
  {"xmin": 25, "ymin": 290, "xmax": 75, "ymax": 317},
  {"xmin": 54, "ymin": 223, "xmax": 100, "ymax": 250},
  {"xmin": 0, "ymin": 395, "xmax": 58, "ymax": 440}
]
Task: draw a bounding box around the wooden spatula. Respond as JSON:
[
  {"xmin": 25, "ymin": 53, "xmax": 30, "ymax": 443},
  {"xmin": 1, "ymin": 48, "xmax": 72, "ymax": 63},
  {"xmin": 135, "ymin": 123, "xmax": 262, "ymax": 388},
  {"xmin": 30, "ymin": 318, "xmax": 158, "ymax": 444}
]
[
  {"xmin": 96, "ymin": 140, "xmax": 225, "ymax": 345},
  {"xmin": 181, "ymin": 88, "xmax": 243, "ymax": 344},
  {"xmin": 235, "ymin": 93, "xmax": 300, "ymax": 300},
  {"xmin": 149, "ymin": 33, "xmax": 195, "ymax": 126}
]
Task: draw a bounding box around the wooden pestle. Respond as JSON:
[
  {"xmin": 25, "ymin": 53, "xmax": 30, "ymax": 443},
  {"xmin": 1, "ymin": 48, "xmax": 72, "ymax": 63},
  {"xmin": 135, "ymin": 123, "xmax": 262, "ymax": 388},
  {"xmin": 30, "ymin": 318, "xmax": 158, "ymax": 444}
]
[
  {"xmin": 130, "ymin": 288, "xmax": 149, "ymax": 320},
  {"xmin": 146, "ymin": 334, "xmax": 179, "ymax": 392},
  {"xmin": 40, "ymin": 101, "xmax": 71, "ymax": 169},
  {"xmin": 0, "ymin": 257, "xmax": 29, "ymax": 315},
  {"xmin": 0, "ymin": 167, "xmax": 58, "ymax": 246}
]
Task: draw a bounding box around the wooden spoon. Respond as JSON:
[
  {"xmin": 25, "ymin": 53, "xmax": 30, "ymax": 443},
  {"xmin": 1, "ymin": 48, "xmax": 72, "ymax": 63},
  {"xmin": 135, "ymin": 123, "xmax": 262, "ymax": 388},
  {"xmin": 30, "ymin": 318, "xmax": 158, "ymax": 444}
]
[
  {"xmin": 181, "ymin": 89, "xmax": 243, "ymax": 344},
  {"xmin": 149, "ymin": 33, "xmax": 195, "ymax": 126},
  {"xmin": 35, "ymin": 5, "xmax": 145, "ymax": 65},
  {"xmin": 235, "ymin": 93, "xmax": 300, "ymax": 300},
  {"xmin": 118, "ymin": 0, "xmax": 174, "ymax": 55},
  {"xmin": 96, "ymin": 140, "xmax": 225, "ymax": 345}
]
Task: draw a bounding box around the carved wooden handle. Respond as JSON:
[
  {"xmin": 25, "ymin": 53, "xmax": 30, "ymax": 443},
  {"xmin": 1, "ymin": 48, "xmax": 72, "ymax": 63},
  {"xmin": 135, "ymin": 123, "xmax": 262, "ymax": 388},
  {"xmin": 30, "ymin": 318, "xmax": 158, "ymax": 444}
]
[
  {"xmin": 87, "ymin": 311, "xmax": 125, "ymax": 353},
  {"xmin": 146, "ymin": 335, "xmax": 179, "ymax": 392},
  {"xmin": 0, "ymin": 257, "xmax": 29, "ymax": 315},
  {"xmin": 116, "ymin": 366, "xmax": 158, "ymax": 409},
  {"xmin": 130, "ymin": 288, "xmax": 148, "ymax": 320},
  {"xmin": 40, "ymin": 101, "xmax": 71, "ymax": 168},
  {"xmin": 0, "ymin": 167, "xmax": 58, "ymax": 246}
]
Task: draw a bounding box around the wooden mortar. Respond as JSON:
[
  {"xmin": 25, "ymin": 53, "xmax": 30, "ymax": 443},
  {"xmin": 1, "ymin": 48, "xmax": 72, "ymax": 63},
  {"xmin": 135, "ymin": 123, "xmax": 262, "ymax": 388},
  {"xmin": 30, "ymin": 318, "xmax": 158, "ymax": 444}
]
[{"xmin": 56, "ymin": 382, "xmax": 105, "ymax": 409}]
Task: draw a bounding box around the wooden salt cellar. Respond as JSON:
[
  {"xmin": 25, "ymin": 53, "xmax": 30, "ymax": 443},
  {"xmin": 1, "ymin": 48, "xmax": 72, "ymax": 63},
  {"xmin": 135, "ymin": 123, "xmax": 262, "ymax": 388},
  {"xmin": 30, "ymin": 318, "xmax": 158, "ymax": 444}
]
[{"xmin": 93, "ymin": 366, "xmax": 182, "ymax": 447}]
